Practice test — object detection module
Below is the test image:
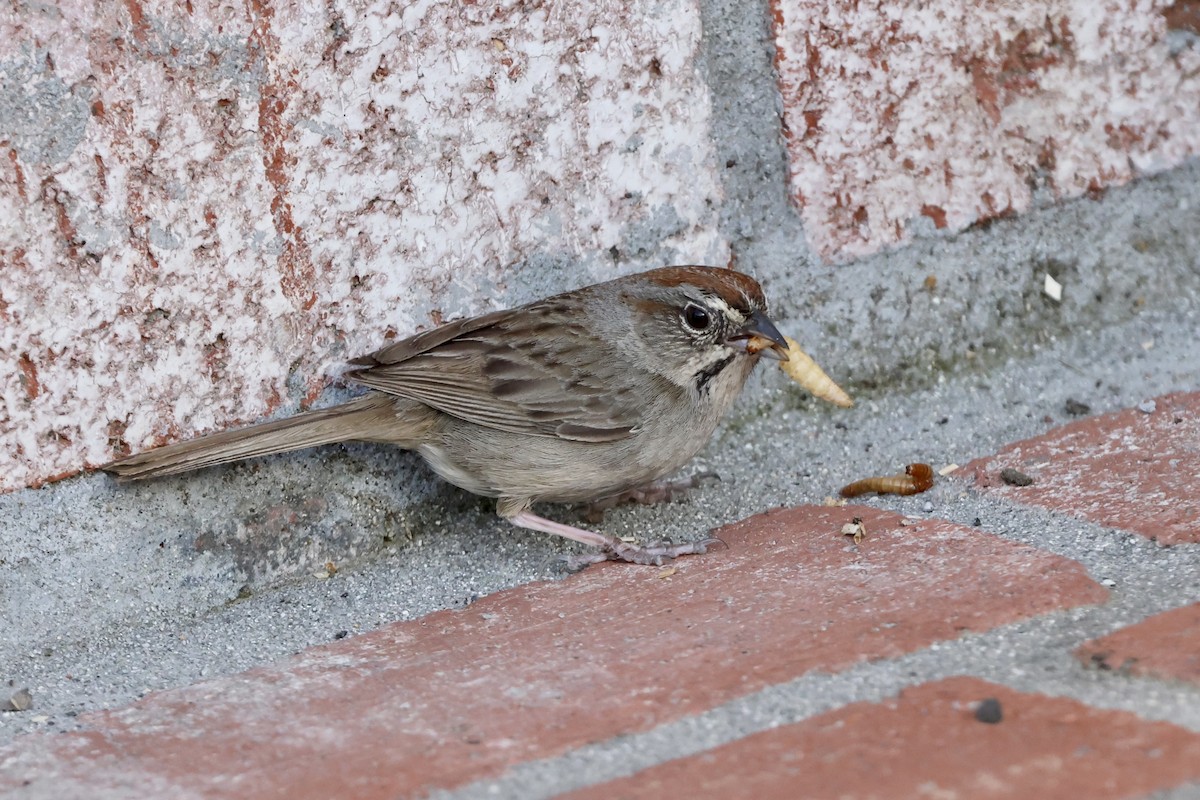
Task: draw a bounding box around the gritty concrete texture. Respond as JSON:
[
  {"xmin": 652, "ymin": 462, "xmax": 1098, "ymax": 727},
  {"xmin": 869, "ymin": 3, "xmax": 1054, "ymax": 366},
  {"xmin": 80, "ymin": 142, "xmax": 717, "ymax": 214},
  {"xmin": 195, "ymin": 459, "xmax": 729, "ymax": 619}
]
[
  {"xmin": 562, "ymin": 677, "xmax": 1200, "ymax": 800},
  {"xmin": 964, "ymin": 390, "xmax": 1200, "ymax": 545},
  {"xmin": 771, "ymin": 0, "xmax": 1200, "ymax": 259},
  {"xmin": 0, "ymin": 0, "xmax": 725, "ymax": 491}
]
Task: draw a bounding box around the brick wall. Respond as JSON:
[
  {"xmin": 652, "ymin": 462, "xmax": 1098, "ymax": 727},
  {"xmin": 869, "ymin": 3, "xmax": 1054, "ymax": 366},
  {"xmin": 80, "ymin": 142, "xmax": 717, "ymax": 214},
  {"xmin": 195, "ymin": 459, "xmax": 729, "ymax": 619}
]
[
  {"xmin": 774, "ymin": 0, "xmax": 1200, "ymax": 258},
  {"xmin": 2, "ymin": 0, "xmax": 1199, "ymax": 492}
]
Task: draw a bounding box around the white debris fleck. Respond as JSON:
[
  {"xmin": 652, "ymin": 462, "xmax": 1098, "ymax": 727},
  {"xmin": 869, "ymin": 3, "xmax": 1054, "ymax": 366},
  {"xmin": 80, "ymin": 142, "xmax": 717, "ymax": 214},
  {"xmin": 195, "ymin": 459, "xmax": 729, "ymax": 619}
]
[{"xmin": 1043, "ymin": 273, "xmax": 1063, "ymax": 302}]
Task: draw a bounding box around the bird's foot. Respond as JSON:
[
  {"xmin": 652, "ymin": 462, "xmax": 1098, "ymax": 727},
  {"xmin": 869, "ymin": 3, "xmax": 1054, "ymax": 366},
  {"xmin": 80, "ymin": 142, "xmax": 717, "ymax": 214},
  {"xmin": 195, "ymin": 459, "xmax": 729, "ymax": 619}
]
[
  {"xmin": 502, "ymin": 508, "xmax": 725, "ymax": 571},
  {"xmin": 561, "ymin": 536, "xmax": 726, "ymax": 571}
]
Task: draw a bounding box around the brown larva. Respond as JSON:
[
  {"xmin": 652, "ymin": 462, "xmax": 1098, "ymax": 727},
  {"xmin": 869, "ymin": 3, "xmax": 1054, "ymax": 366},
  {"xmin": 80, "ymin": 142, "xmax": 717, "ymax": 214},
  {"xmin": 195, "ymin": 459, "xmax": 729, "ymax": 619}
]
[{"xmin": 840, "ymin": 463, "xmax": 935, "ymax": 498}]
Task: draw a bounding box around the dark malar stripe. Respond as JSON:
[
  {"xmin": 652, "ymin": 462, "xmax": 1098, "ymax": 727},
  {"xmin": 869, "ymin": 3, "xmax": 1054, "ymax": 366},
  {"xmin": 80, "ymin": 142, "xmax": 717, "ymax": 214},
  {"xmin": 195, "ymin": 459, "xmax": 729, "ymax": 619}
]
[{"xmin": 694, "ymin": 354, "xmax": 735, "ymax": 394}]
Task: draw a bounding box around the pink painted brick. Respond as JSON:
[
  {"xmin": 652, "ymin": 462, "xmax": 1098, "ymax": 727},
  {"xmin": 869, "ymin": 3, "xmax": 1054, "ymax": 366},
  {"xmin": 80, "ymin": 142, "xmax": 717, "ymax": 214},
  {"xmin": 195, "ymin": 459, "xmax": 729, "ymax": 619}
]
[
  {"xmin": 0, "ymin": 0, "xmax": 725, "ymax": 492},
  {"xmin": 772, "ymin": 0, "xmax": 1200, "ymax": 258}
]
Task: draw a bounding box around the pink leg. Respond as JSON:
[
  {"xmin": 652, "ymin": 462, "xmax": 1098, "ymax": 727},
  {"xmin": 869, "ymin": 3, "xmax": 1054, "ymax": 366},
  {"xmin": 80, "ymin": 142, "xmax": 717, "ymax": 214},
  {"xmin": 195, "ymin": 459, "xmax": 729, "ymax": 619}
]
[{"xmin": 506, "ymin": 510, "xmax": 721, "ymax": 568}]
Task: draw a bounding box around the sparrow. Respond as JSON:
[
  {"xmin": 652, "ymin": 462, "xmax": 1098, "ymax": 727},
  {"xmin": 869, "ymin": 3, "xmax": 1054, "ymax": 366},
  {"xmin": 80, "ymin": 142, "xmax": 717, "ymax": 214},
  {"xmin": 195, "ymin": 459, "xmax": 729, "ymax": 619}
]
[{"xmin": 104, "ymin": 266, "xmax": 788, "ymax": 565}]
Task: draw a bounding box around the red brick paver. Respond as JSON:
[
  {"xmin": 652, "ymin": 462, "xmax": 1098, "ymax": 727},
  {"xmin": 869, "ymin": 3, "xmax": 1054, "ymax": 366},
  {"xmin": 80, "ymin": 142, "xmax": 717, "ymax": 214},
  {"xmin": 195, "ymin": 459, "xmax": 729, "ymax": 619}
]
[
  {"xmin": 564, "ymin": 677, "xmax": 1200, "ymax": 800},
  {"xmin": 963, "ymin": 391, "xmax": 1200, "ymax": 545},
  {"xmin": 0, "ymin": 507, "xmax": 1104, "ymax": 798},
  {"xmin": 1077, "ymin": 603, "xmax": 1200, "ymax": 685}
]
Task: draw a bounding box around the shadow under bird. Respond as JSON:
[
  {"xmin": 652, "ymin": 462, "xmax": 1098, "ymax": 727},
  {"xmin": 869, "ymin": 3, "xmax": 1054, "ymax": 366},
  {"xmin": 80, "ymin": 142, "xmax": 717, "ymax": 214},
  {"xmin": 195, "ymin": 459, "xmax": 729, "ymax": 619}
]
[{"xmin": 104, "ymin": 266, "xmax": 788, "ymax": 566}]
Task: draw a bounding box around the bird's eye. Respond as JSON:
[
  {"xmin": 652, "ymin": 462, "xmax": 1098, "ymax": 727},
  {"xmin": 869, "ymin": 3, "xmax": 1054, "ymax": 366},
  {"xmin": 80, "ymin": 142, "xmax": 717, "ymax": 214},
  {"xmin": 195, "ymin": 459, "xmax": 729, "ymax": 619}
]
[{"xmin": 682, "ymin": 303, "xmax": 711, "ymax": 331}]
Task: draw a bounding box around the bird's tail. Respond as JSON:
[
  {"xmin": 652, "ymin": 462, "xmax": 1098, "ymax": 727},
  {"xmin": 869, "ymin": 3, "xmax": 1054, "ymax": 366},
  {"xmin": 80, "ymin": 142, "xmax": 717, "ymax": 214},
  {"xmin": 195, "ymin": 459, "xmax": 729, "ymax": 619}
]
[{"xmin": 103, "ymin": 393, "xmax": 426, "ymax": 481}]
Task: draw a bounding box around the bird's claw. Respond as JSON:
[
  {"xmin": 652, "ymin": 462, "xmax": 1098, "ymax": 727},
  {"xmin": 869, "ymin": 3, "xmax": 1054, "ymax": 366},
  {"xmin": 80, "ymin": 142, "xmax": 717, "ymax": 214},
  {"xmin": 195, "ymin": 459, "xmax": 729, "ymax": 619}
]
[{"xmin": 559, "ymin": 535, "xmax": 725, "ymax": 571}]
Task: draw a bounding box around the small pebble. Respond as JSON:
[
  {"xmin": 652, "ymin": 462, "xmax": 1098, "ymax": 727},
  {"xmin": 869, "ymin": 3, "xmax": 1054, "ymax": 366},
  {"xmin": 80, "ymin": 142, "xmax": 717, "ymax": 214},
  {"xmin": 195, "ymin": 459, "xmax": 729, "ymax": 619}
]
[
  {"xmin": 1000, "ymin": 467, "xmax": 1034, "ymax": 487},
  {"xmin": 1064, "ymin": 398, "xmax": 1091, "ymax": 416},
  {"xmin": 1137, "ymin": 400, "xmax": 1157, "ymax": 414},
  {"xmin": 2, "ymin": 688, "xmax": 32, "ymax": 712},
  {"xmin": 974, "ymin": 697, "xmax": 1003, "ymax": 724}
]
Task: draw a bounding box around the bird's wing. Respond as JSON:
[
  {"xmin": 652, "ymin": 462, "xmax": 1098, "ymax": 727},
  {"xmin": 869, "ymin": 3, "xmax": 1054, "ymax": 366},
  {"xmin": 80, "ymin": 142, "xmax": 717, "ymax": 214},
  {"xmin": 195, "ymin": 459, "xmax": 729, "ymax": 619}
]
[{"xmin": 345, "ymin": 303, "xmax": 645, "ymax": 442}]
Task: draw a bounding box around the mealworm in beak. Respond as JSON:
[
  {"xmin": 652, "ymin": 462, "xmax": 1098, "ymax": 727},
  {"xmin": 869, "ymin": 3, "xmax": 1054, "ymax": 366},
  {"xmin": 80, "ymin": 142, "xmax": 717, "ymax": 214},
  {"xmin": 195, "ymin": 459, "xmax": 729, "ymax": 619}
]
[{"xmin": 764, "ymin": 335, "xmax": 853, "ymax": 408}]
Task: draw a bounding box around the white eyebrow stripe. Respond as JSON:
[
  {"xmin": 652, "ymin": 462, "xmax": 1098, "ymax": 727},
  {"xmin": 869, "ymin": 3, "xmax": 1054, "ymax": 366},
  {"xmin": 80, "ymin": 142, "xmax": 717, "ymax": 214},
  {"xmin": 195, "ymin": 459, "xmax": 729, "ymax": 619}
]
[{"xmin": 704, "ymin": 295, "xmax": 748, "ymax": 325}]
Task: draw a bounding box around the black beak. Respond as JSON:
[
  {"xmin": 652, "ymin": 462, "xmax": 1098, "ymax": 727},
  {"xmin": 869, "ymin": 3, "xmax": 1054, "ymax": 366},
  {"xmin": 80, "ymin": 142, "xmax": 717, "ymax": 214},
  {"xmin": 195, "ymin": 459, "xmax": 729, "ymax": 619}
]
[{"xmin": 726, "ymin": 310, "xmax": 789, "ymax": 361}]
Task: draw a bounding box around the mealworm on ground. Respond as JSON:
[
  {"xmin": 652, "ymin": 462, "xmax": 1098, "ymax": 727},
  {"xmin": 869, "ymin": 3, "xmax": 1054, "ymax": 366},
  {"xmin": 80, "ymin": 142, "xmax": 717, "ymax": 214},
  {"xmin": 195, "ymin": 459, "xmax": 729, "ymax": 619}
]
[{"xmin": 840, "ymin": 463, "xmax": 935, "ymax": 498}]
